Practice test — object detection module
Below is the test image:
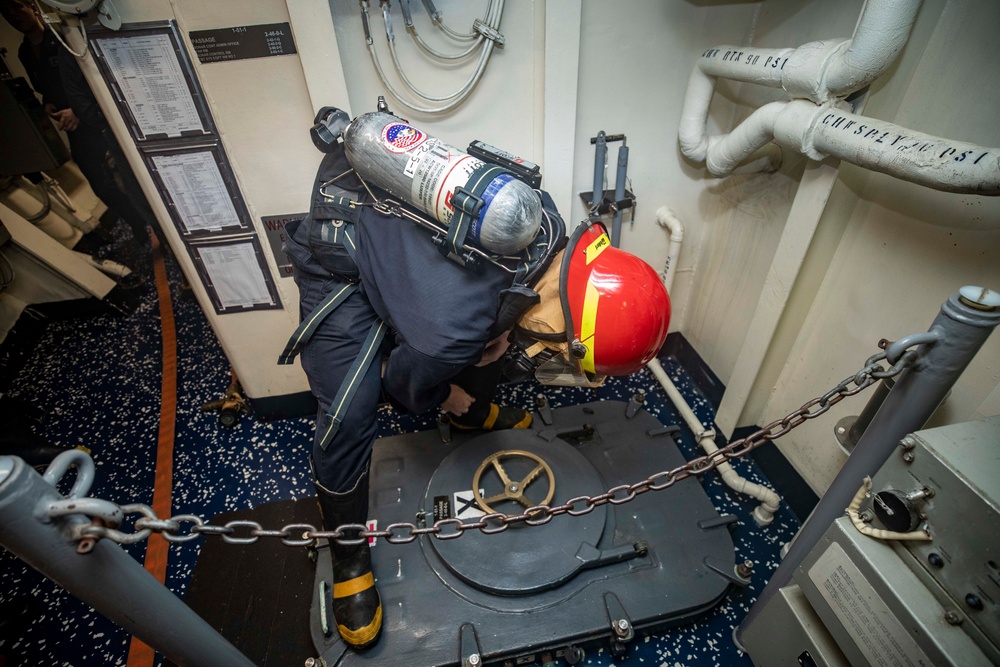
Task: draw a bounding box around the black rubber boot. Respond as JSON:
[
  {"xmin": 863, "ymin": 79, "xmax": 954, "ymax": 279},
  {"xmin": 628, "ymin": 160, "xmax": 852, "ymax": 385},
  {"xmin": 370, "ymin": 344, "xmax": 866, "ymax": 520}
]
[
  {"xmin": 446, "ymin": 359, "xmax": 532, "ymax": 431},
  {"xmin": 314, "ymin": 468, "xmax": 383, "ymax": 650}
]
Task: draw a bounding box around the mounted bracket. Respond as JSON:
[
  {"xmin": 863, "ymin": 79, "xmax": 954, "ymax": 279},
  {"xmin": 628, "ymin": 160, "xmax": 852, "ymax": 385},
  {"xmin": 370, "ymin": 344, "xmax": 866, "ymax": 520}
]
[{"xmin": 459, "ymin": 623, "xmax": 484, "ymax": 667}]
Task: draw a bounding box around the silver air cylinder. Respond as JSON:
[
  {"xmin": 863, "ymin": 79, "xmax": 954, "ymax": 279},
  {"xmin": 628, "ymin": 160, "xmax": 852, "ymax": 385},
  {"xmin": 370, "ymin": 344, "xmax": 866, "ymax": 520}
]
[{"xmin": 343, "ymin": 112, "xmax": 541, "ymax": 255}]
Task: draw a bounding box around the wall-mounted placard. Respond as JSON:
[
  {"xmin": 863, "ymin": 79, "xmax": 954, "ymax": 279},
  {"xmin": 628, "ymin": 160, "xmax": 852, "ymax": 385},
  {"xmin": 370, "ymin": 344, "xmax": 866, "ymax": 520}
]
[
  {"xmin": 187, "ymin": 236, "xmax": 282, "ymax": 314},
  {"xmin": 90, "ymin": 22, "xmax": 212, "ymax": 142},
  {"xmin": 90, "ymin": 21, "xmax": 283, "ymax": 317},
  {"xmin": 261, "ymin": 213, "xmax": 306, "ymax": 278},
  {"xmin": 190, "ymin": 23, "xmax": 297, "ymax": 64},
  {"xmin": 143, "ymin": 143, "xmax": 251, "ymax": 237}
]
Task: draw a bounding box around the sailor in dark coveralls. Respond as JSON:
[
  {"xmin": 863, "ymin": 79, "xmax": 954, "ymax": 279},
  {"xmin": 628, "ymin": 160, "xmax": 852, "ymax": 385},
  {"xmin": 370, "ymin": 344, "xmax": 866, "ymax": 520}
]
[{"xmin": 281, "ymin": 143, "xmax": 546, "ymax": 650}]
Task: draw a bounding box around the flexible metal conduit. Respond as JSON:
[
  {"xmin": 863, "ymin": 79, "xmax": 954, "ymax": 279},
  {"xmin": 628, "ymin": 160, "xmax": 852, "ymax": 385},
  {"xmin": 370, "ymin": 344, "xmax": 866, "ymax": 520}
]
[
  {"xmin": 647, "ymin": 207, "xmax": 781, "ymax": 526},
  {"xmin": 361, "ymin": 0, "xmax": 504, "ymax": 114},
  {"xmin": 678, "ymin": 0, "xmax": 1000, "ymax": 195},
  {"xmin": 402, "ymin": 0, "xmax": 483, "ymax": 60}
]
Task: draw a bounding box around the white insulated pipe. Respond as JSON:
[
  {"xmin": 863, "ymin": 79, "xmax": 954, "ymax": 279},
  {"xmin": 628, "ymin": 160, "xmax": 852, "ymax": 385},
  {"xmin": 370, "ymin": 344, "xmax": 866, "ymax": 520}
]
[
  {"xmin": 647, "ymin": 357, "xmax": 780, "ymax": 527},
  {"xmin": 779, "ymin": 101, "xmax": 1000, "ymax": 195},
  {"xmin": 685, "ymin": 0, "xmax": 922, "ymax": 105},
  {"xmin": 689, "ymin": 99, "xmax": 1000, "ymax": 194},
  {"xmin": 818, "ymin": 0, "xmax": 923, "ymax": 100},
  {"xmin": 655, "ymin": 206, "xmax": 684, "ymax": 292},
  {"xmin": 648, "ymin": 206, "xmax": 780, "ymax": 527},
  {"xmin": 677, "ymin": 0, "xmax": 1000, "ymax": 196},
  {"xmin": 681, "ymin": 0, "xmax": 922, "ymax": 108},
  {"xmin": 697, "ymin": 102, "xmax": 786, "ymax": 177}
]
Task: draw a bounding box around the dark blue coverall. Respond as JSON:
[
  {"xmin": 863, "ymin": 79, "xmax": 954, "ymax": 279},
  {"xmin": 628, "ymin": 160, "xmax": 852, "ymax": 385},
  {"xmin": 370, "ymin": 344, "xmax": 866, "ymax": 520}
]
[{"xmin": 284, "ymin": 146, "xmax": 519, "ymax": 493}]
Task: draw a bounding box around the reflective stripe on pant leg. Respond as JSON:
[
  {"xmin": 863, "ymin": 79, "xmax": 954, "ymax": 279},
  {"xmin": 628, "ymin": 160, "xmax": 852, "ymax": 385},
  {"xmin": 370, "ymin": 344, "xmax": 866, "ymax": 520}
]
[
  {"xmin": 318, "ymin": 319, "xmax": 387, "ymax": 450},
  {"xmin": 278, "ymin": 282, "xmax": 358, "ymax": 365}
]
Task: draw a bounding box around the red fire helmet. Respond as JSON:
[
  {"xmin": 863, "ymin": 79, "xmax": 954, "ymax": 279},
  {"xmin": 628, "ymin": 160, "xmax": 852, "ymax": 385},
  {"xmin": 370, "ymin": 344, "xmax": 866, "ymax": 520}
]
[{"xmin": 565, "ymin": 223, "xmax": 671, "ymax": 376}]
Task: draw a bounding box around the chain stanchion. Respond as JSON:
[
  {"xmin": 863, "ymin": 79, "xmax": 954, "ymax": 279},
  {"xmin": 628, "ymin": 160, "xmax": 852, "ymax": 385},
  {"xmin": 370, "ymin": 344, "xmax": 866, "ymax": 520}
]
[{"xmin": 68, "ymin": 346, "xmax": 914, "ymax": 549}]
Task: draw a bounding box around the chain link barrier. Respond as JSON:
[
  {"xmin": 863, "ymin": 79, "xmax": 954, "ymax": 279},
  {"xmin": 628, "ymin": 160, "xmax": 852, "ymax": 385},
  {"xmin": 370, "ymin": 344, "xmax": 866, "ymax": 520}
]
[{"xmin": 72, "ymin": 346, "xmax": 918, "ymax": 549}]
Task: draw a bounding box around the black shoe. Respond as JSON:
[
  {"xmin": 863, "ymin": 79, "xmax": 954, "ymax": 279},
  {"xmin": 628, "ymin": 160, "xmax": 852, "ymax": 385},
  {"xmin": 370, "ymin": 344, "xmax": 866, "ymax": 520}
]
[
  {"xmin": 314, "ymin": 467, "xmax": 383, "ymax": 650},
  {"xmin": 450, "ymin": 403, "xmax": 532, "ymax": 431}
]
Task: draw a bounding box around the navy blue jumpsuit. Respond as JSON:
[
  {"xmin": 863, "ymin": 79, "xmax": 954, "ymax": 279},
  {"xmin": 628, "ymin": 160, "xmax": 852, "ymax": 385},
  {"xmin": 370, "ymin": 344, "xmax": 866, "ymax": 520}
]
[{"xmin": 284, "ymin": 147, "xmax": 517, "ymax": 493}]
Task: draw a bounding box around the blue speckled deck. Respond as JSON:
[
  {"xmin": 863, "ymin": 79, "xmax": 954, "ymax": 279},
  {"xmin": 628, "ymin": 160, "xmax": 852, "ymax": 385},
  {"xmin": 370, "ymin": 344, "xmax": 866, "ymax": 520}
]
[{"xmin": 0, "ymin": 225, "xmax": 801, "ymax": 667}]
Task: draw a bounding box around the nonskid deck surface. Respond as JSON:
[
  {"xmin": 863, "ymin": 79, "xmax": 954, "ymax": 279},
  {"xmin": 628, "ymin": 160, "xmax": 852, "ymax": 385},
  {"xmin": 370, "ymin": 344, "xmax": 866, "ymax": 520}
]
[{"xmin": 3, "ymin": 234, "xmax": 799, "ymax": 666}]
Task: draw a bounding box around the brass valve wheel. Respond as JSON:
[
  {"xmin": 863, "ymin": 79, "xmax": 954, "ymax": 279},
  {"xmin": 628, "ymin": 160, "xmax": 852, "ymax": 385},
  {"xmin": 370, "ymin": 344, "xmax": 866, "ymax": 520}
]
[{"xmin": 472, "ymin": 449, "xmax": 555, "ymax": 516}]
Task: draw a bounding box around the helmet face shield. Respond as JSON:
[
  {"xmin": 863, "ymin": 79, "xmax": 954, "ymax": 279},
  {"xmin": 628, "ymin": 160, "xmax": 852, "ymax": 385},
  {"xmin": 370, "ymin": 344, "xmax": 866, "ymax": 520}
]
[
  {"xmin": 505, "ymin": 329, "xmax": 607, "ymax": 388},
  {"xmin": 532, "ymin": 351, "xmax": 607, "ymax": 388},
  {"xmin": 510, "ymin": 221, "xmax": 671, "ymax": 387}
]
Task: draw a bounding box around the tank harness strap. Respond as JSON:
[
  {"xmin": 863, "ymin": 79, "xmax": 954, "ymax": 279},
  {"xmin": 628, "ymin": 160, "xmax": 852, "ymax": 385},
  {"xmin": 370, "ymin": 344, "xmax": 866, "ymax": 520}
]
[
  {"xmin": 277, "ymin": 282, "xmax": 360, "ymax": 366},
  {"xmin": 321, "ymin": 194, "xmax": 357, "ymax": 210},
  {"xmin": 317, "ymin": 319, "xmax": 387, "ymax": 450},
  {"xmin": 445, "ymin": 164, "xmax": 509, "ymax": 258},
  {"xmin": 281, "ymin": 216, "xmax": 387, "ymax": 450},
  {"xmin": 341, "ymin": 222, "xmax": 358, "ymax": 257}
]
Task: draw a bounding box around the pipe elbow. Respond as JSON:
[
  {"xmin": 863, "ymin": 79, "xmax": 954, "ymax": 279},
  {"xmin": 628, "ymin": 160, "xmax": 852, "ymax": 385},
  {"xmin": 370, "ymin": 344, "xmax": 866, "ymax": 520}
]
[
  {"xmin": 781, "ymin": 39, "xmax": 850, "ymax": 103},
  {"xmin": 679, "ymin": 134, "xmax": 710, "ymax": 163},
  {"xmin": 752, "ymin": 505, "xmax": 777, "ymax": 527},
  {"xmin": 774, "ymin": 99, "xmax": 833, "ymax": 161},
  {"xmin": 759, "ymin": 491, "xmax": 781, "ymax": 514},
  {"xmin": 825, "ymin": 0, "xmax": 922, "ymax": 98},
  {"xmin": 678, "ymin": 67, "xmax": 722, "ymax": 163},
  {"xmin": 703, "ymin": 102, "xmax": 787, "ymax": 176},
  {"xmin": 655, "ymin": 206, "xmax": 685, "ymax": 242}
]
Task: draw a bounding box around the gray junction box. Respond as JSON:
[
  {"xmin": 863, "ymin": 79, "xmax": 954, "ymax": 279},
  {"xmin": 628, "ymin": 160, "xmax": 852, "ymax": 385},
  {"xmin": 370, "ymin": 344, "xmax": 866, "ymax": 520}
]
[{"xmin": 742, "ymin": 415, "xmax": 1000, "ymax": 667}]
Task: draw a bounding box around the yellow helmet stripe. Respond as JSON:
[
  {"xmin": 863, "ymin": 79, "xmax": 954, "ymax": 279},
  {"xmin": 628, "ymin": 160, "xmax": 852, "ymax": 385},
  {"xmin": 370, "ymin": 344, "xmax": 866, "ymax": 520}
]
[
  {"xmin": 585, "ymin": 232, "xmax": 610, "ymax": 265},
  {"xmin": 580, "ymin": 278, "xmax": 600, "ymax": 373}
]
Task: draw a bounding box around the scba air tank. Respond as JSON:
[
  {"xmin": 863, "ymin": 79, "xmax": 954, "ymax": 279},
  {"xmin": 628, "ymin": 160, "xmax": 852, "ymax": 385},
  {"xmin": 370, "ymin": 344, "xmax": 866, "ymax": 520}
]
[{"xmin": 343, "ymin": 112, "xmax": 541, "ymax": 255}]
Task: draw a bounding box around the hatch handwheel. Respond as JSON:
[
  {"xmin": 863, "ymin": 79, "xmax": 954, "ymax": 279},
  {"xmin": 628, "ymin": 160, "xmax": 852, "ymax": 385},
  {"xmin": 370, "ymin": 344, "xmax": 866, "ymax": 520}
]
[{"xmin": 471, "ymin": 449, "xmax": 555, "ymax": 515}]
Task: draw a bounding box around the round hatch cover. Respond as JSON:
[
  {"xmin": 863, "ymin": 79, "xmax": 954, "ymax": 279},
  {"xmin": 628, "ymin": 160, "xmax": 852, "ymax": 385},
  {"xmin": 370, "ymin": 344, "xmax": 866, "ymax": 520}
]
[{"xmin": 423, "ymin": 429, "xmax": 608, "ymax": 595}]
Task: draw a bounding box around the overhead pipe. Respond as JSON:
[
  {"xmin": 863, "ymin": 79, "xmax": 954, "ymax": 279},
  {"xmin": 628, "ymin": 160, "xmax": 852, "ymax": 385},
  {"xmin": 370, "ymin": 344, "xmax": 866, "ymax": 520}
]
[
  {"xmin": 678, "ymin": 0, "xmax": 999, "ymax": 195},
  {"xmin": 647, "ymin": 207, "xmax": 780, "ymax": 526},
  {"xmin": 780, "ymin": 102, "xmax": 1000, "ymax": 195},
  {"xmin": 683, "ymin": 0, "xmax": 922, "ymax": 106},
  {"xmin": 690, "ymin": 99, "xmax": 1000, "ymax": 194}
]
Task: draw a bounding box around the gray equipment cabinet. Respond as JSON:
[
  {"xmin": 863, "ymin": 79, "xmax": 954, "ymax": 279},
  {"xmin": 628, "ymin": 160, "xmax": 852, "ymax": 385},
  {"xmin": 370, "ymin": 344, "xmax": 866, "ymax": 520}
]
[{"xmin": 742, "ymin": 415, "xmax": 1000, "ymax": 667}]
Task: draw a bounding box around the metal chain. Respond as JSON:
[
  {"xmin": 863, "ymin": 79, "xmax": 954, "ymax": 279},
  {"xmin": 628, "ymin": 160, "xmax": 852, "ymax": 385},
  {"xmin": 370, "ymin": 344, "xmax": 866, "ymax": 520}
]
[{"xmin": 76, "ymin": 348, "xmax": 916, "ymax": 548}]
